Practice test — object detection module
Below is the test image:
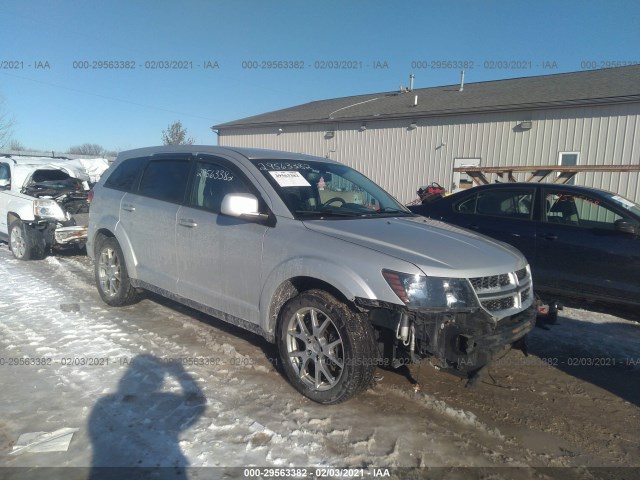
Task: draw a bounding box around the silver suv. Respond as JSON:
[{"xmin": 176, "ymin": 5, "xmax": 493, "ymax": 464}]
[{"xmin": 88, "ymin": 146, "xmax": 535, "ymax": 404}]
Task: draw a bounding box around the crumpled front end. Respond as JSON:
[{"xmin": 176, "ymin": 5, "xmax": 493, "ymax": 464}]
[
  {"xmin": 409, "ymin": 305, "xmax": 536, "ymax": 375},
  {"xmin": 359, "ymin": 265, "xmax": 536, "ymax": 380},
  {"xmin": 32, "ymin": 201, "xmax": 90, "ymax": 249}
]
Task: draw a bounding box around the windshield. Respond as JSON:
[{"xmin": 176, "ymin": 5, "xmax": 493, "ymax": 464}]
[
  {"xmin": 252, "ymin": 159, "xmax": 412, "ymax": 219},
  {"xmin": 605, "ymin": 193, "xmax": 640, "ymax": 217}
]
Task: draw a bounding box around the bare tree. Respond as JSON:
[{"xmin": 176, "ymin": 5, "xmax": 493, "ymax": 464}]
[
  {"xmin": 68, "ymin": 143, "xmax": 105, "ymax": 156},
  {"xmin": 162, "ymin": 121, "xmax": 194, "ymax": 145},
  {"xmin": 8, "ymin": 139, "xmax": 25, "ymax": 151},
  {"xmin": 0, "ymin": 96, "xmax": 15, "ymax": 150}
]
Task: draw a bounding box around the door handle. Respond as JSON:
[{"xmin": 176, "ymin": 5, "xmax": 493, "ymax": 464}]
[
  {"xmin": 122, "ymin": 204, "xmax": 135, "ymax": 212},
  {"xmin": 178, "ymin": 218, "xmax": 198, "ymax": 228},
  {"xmin": 468, "ymin": 224, "xmax": 480, "ymax": 230},
  {"xmin": 543, "ymin": 234, "xmax": 558, "ymax": 241}
]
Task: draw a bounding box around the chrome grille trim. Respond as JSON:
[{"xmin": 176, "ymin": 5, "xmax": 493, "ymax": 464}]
[{"xmin": 469, "ymin": 265, "xmax": 533, "ymax": 318}]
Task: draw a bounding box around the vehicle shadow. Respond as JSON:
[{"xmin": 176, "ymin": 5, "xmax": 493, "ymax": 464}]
[
  {"xmin": 88, "ymin": 354, "xmax": 206, "ymax": 479},
  {"xmin": 526, "ymin": 316, "xmax": 640, "ymax": 406}
]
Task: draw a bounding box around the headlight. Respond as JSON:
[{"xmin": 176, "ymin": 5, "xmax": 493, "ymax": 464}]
[
  {"xmin": 33, "ymin": 199, "xmax": 68, "ymax": 221},
  {"xmin": 382, "ymin": 269, "xmax": 478, "ymax": 309}
]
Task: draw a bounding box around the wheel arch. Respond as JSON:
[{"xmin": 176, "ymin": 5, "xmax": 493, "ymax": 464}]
[
  {"xmin": 260, "ymin": 259, "xmax": 376, "ymax": 342},
  {"xmin": 7, "ymin": 211, "xmax": 20, "ymax": 226},
  {"xmin": 92, "ymin": 227, "xmax": 138, "ymax": 280}
]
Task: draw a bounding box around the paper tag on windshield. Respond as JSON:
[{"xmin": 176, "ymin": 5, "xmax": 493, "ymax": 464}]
[
  {"xmin": 611, "ymin": 195, "xmax": 635, "ymax": 209},
  {"xmin": 269, "ymin": 171, "xmax": 311, "ymax": 187}
]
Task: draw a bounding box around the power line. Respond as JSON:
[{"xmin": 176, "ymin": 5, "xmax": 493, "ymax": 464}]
[{"xmin": 0, "ymin": 71, "xmax": 222, "ymax": 122}]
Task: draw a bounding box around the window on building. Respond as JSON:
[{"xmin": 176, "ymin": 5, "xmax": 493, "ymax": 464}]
[{"xmin": 558, "ymin": 152, "xmax": 580, "ymax": 185}]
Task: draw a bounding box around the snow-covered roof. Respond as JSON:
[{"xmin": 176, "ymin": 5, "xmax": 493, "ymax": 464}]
[{"xmin": 1, "ymin": 155, "xmax": 110, "ymax": 189}]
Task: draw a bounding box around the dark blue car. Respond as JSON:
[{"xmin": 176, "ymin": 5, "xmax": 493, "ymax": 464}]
[{"xmin": 409, "ymin": 183, "xmax": 640, "ymax": 308}]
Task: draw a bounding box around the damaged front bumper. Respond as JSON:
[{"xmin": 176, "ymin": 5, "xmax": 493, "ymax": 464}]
[
  {"xmin": 30, "ymin": 216, "xmax": 88, "ymax": 249},
  {"xmin": 359, "ymin": 298, "xmax": 536, "ymax": 377},
  {"xmin": 54, "ymin": 225, "xmax": 88, "ymax": 245},
  {"xmin": 414, "ymin": 305, "xmax": 537, "ymax": 375}
]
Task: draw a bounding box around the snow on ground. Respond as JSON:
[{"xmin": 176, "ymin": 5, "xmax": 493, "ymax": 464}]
[{"xmin": 0, "ymin": 246, "xmax": 639, "ymax": 477}]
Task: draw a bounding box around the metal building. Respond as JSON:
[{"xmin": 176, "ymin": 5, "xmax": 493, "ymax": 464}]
[{"xmin": 214, "ymin": 66, "xmax": 640, "ymax": 204}]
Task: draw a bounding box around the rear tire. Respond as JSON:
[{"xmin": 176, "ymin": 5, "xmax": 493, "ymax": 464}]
[
  {"xmin": 95, "ymin": 236, "xmax": 139, "ymax": 306},
  {"xmin": 9, "ymin": 220, "xmax": 45, "ymax": 261},
  {"xmin": 277, "ymin": 289, "xmax": 378, "ymax": 404}
]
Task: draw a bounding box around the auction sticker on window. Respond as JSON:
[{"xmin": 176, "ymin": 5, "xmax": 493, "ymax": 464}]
[
  {"xmin": 611, "ymin": 195, "xmax": 636, "ymax": 210},
  {"xmin": 269, "ymin": 171, "xmax": 311, "ymax": 187}
]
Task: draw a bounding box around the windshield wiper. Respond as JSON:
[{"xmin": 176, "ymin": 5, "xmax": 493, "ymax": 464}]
[
  {"xmin": 373, "ymin": 207, "xmax": 413, "ymax": 215},
  {"xmin": 295, "ymin": 209, "xmax": 362, "ymax": 218}
]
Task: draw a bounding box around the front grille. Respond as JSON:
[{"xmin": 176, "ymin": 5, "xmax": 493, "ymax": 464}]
[
  {"xmin": 470, "ymin": 273, "xmax": 511, "ymax": 290},
  {"xmin": 469, "ymin": 266, "xmax": 533, "ymax": 318},
  {"xmin": 483, "ymin": 297, "xmax": 515, "ymax": 312}
]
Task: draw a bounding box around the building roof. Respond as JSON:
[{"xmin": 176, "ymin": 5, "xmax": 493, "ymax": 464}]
[{"xmin": 215, "ymin": 65, "xmax": 640, "ymax": 129}]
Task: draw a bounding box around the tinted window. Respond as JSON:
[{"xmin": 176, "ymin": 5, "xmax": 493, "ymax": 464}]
[
  {"xmin": 0, "ymin": 163, "xmax": 10, "ymax": 181},
  {"xmin": 475, "ymin": 189, "xmax": 533, "ymax": 219},
  {"xmin": 455, "ymin": 195, "xmax": 477, "ymax": 213},
  {"xmin": 138, "ymin": 159, "xmax": 190, "ymax": 204},
  {"xmin": 189, "ymin": 161, "xmax": 251, "ymax": 212},
  {"xmin": 104, "ymin": 157, "xmax": 146, "ymax": 191}
]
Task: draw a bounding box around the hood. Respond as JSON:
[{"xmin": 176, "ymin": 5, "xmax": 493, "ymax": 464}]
[{"xmin": 303, "ymin": 216, "xmax": 527, "ymax": 278}]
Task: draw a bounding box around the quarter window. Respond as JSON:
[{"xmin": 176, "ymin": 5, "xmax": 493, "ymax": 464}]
[
  {"xmin": 138, "ymin": 159, "xmax": 190, "ymax": 204},
  {"xmin": 104, "ymin": 157, "xmax": 147, "ymax": 192}
]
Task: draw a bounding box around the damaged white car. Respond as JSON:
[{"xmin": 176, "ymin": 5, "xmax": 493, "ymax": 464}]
[{"xmin": 0, "ymin": 155, "xmax": 110, "ymax": 260}]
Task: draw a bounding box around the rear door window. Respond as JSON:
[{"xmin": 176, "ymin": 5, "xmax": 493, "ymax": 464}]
[{"xmin": 458, "ymin": 188, "xmax": 534, "ymax": 219}]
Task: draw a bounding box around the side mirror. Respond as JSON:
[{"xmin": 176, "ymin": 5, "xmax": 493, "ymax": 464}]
[
  {"xmin": 220, "ymin": 193, "xmax": 269, "ymax": 223},
  {"xmin": 0, "ymin": 178, "xmax": 9, "ymax": 190},
  {"xmin": 614, "ymin": 218, "xmax": 640, "ymax": 235}
]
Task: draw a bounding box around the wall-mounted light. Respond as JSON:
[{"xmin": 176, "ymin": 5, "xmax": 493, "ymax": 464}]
[
  {"xmin": 324, "ymin": 130, "xmax": 335, "ymax": 139},
  {"xmin": 359, "ymin": 123, "xmax": 367, "ymax": 132},
  {"xmin": 277, "ymin": 127, "xmax": 283, "ymax": 134},
  {"xmin": 408, "ymin": 122, "xmax": 418, "ymax": 130},
  {"xmin": 519, "ymin": 121, "xmax": 533, "ymax": 130}
]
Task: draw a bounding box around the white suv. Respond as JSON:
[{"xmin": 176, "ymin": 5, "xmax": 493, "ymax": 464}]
[
  {"xmin": 0, "ymin": 155, "xmax": 107, "ymax": 260},
  {"xmin": 88, "ymin": 146, "xmax": 535, "ymax": 404}
]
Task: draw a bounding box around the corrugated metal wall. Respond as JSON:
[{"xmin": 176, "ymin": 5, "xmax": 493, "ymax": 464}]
[{"xmin": 218, "ymin": 102, "xmax": 640, "ymax": 204}]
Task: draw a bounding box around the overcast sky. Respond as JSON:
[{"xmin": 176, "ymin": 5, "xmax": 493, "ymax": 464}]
[{"xmin": 2, "ymin": 0, "xmax": 639, "ymax": 153}]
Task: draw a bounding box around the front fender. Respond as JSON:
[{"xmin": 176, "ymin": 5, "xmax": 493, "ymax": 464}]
[
  {"xmin": 259, "ymin": 256, "xmax": 382, "ymax": 337},
  {"xmin": 8, "ymin": 199, "xmax": 36, "ymax": 222},
  {"xmin": 88, "ymin": 217, "xmax": 139, "ymax": 281}
]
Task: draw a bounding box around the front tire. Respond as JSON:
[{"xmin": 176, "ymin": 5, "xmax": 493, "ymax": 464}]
[
  {"xmin": 95, "ymin": 236, "xmax": 139, "ymax": 306},
  {"xmin": 9, "ymin": 220, "xmax": 45, "ymax": 261},
  {"xmin": 277, "ymin": 289, "xmax": 378, "ymax": 404}
]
